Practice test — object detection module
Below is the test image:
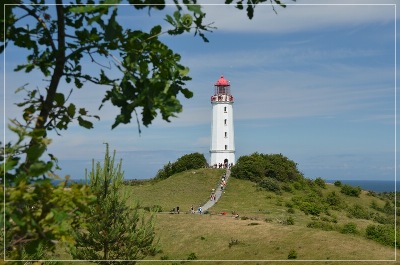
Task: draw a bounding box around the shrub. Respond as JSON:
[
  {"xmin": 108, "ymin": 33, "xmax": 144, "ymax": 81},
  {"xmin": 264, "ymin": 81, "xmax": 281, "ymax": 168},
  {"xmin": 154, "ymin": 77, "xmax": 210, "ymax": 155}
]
[
  {"xmin": 287, "ymin": 208, "xmax": 295, "ymax": 214},
  {"xmin": 341, "ymin": 184, "xmax": 361, "ymax": 197},
  {"xmin": 231, "ymin": 153, "xmax": 303, "ymax": 183},
  {"xmin": 286, "ymin": 216, "xmax": 295, "ymax": 225},
  {"xmin": 326, "ymin": 191, "xmax": 343, "ymax": 209},
  {"xmin": 340, "ymin": 222, "xmax": 358, "ymax": 234},
  {"xmin": 334, "ymin": 180, "xmax": 342, "ymax": 187},
  {"xmin": 366, "ymin": 224, "xmax": 396, "ymax": 248},
  {"xmin": 314, "ymin": 177, "xmax": 326, "ymax": 188},
  {"xmin": 287, "ymin": 250, "xmax": 298, "ymax": 259},
  {"xmin": 292, "ymin": 181, "xmax": 304, "ymax": 190},
  {"xmin": 155, "ymin": 153, "xmax": 207, "ymax": 180},
  {"xmin": 187, "ymin": 252, "xmax": 198, "ymax": 260},
  {"xmin": 347, "ymin": 204, "xmax": 370, "ymax": 220},
  {"xmin": 300, "ymin": 202, "xmax": 322, "ymax": 216},
  {"xmin": 307, "ymin": 221, "xmax": 334, "ymax": 231},
  {"xmin": 258, "ymin": 177, "xmax": 281, "ymax": 193}
]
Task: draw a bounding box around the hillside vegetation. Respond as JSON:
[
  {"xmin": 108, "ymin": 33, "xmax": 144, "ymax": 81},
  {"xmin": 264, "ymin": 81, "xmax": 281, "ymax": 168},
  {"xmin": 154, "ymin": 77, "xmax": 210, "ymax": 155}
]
[
  {"xmin": 120, "ymin": 169, "xmax": 395, "ymax": 264},
  {"xmin": 120, "ymin": 166, "xmax": 398, "ymax": 264}
]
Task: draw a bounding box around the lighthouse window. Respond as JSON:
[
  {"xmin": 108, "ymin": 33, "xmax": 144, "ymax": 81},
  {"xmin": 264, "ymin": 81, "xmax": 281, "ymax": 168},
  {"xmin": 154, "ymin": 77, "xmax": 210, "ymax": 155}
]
[
  {"xmin": 224, "ymin": 107, "xmax": 227, "ymax": 113},
  {"xmin": 225, "ymin": 145, "xmax": 228, "ymax": 150},
  {"xmin": 224, "ymin": 132, "xmax": 227, "ymax": 138},
  {"xmin": 224, "ymin": 119, "xmax": 227, "ymax": 125}
]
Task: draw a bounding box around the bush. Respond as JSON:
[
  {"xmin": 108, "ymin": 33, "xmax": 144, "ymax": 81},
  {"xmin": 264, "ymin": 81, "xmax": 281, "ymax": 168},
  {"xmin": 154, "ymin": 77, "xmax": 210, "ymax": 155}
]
[
  {"xmin": 231, "ymin": 153, "xmax": 303, "ymax": 183},
  {"xmin": 187, "ymin": 252, "xmax": 198, "ymax": 260},
  {"xmin": 286, "ymin": 216, "xmax": 295, "ymax": 225},
  {"xmin": 258, "ymin": 177, "xmax": 281, "ymax": 193},
  {"xmin": 334, "ymin": 180, "xmax": 342, "ymax": 187},
  {"xmin": 366, "ymin": 224, "xmax": 396, "ymax": 248},
  {"xmin": 326, "ymin": 191, "xmax": 344, "ymax": 209},
  {"xmin": 314, "ymin": 177, "xmax": 326, "ymax": 188},
  {"xmin": 300, "ymin": 202, "xmax": 322, "ymax": 216},
  {"xmin": 340, "ymin": 222, "xmax": 358, "ymax": 234},
  {"xmin": 287, "ymin": 249, "xmax": 298, "ymax": 259},
  {"xmin": 347, "ymin": 204, "xmax": 370, "ymax": 220},
  {"xmin": 341, "ymin": 184, "xmax": 361, "ymax": 197},
  {"xmin": 155, "ymin": 153, "xmax": 207, "ymax": 180},
  {"xmin": 307, "ymin": 221, "xmax": 334, "ymax": 231}
]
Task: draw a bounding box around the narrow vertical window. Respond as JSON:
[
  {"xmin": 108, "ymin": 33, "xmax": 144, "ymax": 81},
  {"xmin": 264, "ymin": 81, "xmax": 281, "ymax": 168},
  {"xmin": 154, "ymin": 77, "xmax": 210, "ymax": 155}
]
[
  {"xmin": 225, "ymin": 132, "xmax": 227, "ymax": 138},
  {"xmin": 224, "ymin": 106, "xmax": 227, "ymax": 112},
  {"xmin": 225, "ymin": 145, "xmax": 228, "ymax": 150},
  {"xmin": 224, "ymin": 119, "xmax": 227, "ymax": 125}
]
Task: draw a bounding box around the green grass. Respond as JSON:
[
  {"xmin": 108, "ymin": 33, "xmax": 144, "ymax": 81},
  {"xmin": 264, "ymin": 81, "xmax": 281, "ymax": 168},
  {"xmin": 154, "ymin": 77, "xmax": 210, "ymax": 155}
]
[
  {"xmin": 122, "ymin": 168, "xmax": 225, "ymax": 212},
  {"xmin": 54, "ymin": 169, "xmax": 398, "ymax": 264},
  {"xmin": 125, "ymin": 169, "xmax": 397, "ymax": 263}
]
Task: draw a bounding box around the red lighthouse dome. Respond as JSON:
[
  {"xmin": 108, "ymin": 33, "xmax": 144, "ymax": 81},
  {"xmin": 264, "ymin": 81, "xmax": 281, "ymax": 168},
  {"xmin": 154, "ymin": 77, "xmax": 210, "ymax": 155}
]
[{"xmin": 215, "ymin": 75, "xmax": 230, "ymax": 86}]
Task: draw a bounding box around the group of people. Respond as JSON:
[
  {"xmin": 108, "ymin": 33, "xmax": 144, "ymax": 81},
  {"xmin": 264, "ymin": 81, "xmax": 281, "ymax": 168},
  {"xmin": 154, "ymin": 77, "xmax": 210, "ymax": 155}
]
[
  {"xmin": 211, "ymin": 163, "xmax": 233, "ymax": 169},
  {"xmin": 188, "ymin": 173, "xmax": 229, "ymax": 215},
  {"xmin": 191, "ymin": 205, "xmax": 203, "ymax": 214},
  {"xmin": 220, "ymin": 175, "xmax": 227, "ymax": 191}
]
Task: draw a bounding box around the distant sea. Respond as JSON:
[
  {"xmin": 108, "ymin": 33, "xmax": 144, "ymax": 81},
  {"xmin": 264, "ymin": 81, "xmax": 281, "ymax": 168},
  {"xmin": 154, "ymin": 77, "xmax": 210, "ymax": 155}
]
[
  {"xmin": 55, "ymin": 179, "xmax": 399, "ymax": 193},
  {"xmin": 327, "ymin": 180, "xmax": 399, "ymax": 193}
]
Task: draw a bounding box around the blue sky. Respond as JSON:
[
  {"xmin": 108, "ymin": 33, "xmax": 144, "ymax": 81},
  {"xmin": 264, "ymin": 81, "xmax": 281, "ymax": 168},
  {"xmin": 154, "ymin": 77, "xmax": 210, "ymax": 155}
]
[{"xmin": 2, "ymin": 1, "xmax": 398, "ymax": 181}]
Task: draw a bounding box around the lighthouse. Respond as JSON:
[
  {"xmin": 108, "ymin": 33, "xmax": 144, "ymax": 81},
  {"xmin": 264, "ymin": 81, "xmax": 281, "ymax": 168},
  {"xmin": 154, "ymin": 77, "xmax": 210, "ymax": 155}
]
[{"xmin": 210, "ymin": 75, "xmax": 235, "ymax": 168}]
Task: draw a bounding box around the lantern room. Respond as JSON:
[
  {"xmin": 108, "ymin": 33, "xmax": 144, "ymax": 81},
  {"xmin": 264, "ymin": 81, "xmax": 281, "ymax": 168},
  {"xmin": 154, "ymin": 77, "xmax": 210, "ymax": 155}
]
[
  {"xmin": 214, "ymin": 75, "xmax": 231, "ymax": 95},
  {"xmin": 211, "ymin": 75, "xmax": 234, "ymax": 103}
]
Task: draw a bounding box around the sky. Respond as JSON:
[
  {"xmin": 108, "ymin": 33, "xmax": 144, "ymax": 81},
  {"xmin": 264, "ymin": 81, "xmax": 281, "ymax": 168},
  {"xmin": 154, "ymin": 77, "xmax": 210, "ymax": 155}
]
[{"xmin": 2, "ymin": 0, "xmax": 399, "ymax": 181}]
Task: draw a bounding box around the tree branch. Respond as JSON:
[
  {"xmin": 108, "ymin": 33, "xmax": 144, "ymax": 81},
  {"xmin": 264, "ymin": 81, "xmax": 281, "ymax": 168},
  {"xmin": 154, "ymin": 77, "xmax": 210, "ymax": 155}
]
[{"xmin": 17, "ymin": 4, "xmax": 57, "ymax": 52}]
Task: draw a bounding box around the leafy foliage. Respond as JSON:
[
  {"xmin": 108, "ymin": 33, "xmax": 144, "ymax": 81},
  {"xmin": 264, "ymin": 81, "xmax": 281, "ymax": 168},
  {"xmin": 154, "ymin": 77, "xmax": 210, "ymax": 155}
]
[
  {"xmin": 314, "ymin": 177, "xmax": 326, "ymax": 188},
  {"xmin": 70, "ymin": 144, "xmax": 159, "ymax": 263},
  {"xmin": 2, "ymin": 121, "xmax": 93, "ymax": 260},
  {"xmin": 258, "ymin": 177, "xmax": 282, "ymax": 193},
  {"xmin": 340, "ymin": 222, "xmax": 358, "ymax": 234},
  {"xmin": 3, "ymin": 2, "xmax": 214, "ymax": 134},
  {"xmin": 341, "ymin": 184, "xmax": 362, "ymax": 197},
  {"xmin": 155, "ymin": 152, "xmax": 207, "ymax": 180},
  {"xmin": 231, "ymin": 153, "xmax": 303, "ymax": 183},
  {"xmin": 366, "ymin": 224, "xmax": 397, "ymax": 248}
]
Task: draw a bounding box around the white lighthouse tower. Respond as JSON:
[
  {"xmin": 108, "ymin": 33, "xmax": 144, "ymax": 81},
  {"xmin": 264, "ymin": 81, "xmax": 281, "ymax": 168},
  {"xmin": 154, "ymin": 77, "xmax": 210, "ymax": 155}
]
[{"xmin": 210, "ymin": 75, "xmax": 235, "ymax": 167}]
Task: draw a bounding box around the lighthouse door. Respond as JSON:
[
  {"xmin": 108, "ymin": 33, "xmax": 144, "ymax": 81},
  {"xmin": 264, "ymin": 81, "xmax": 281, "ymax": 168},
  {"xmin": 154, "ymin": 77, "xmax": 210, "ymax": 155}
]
[{"xmin": 224, "ymin": 158, "xmax": 228, "ymax": 168}]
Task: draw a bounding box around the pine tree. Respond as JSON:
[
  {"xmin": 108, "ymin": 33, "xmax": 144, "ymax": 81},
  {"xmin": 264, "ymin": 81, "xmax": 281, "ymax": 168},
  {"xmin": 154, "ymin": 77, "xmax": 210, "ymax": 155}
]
[{"xmin": 71, "ymin": 144, "xmax": 158, "ymax": 264}]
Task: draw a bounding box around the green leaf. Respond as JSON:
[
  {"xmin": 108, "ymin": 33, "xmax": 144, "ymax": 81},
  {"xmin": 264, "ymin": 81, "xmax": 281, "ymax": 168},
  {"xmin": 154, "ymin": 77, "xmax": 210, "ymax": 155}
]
[
  {"xmin": 150, "ymin": 25, "xmax": 162, "ymax": 36},
  {"xmin": 29, "ymin": 161, "xmax": 53, "ymax": 176},
  {"xmin": 186, "ymin": 4, "xmax": 202, "ymax": 15},
  {"xmin": 181, "ymin": 88, "xmax": 193, "ymax": 98},
  {"xmin": 164, "ymin": 15, "xmax": 176, "ymax": 26},
  {"xmin": 104, "ymin": 8, "xmax": 121, "ymax": 42},
  {"xmin": 78, "ymin": 116, "xmax": 94, "ymax": 129},
  {"xmin": 67, "ymin": 103, "xmax": 76, "ymax": 118},
  {"xmin": 54, "ymin": 93, "xmax": 65, "ymax": 106},
  {"xmin": 78, "ymin": 108, "xmax": 88, "ymax": 115}
]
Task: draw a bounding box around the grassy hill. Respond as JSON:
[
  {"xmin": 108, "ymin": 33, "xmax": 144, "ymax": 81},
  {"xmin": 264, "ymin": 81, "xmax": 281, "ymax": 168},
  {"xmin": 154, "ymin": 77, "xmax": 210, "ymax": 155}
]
[{"xmin": 121, "ymin": 168, "xmax": 398, "ymax": 264}]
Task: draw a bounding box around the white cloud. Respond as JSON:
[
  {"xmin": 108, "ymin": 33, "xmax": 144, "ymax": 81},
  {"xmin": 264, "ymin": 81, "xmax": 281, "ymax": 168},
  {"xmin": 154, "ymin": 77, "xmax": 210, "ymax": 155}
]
[{"xmin": 202, "ymin": 1, "xmax": 396, "ymax": 33}]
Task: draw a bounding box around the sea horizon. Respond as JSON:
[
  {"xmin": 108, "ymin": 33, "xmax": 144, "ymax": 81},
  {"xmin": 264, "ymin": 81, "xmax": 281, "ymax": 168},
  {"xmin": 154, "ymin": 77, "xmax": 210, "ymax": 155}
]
[
  {"xmin": 56, "ymin": 178, "xmax": 399, "ymax": 193},
  {"xmin": 326, "ymin": 179, "xmax": 398, "ymax": 193}
]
